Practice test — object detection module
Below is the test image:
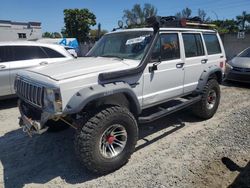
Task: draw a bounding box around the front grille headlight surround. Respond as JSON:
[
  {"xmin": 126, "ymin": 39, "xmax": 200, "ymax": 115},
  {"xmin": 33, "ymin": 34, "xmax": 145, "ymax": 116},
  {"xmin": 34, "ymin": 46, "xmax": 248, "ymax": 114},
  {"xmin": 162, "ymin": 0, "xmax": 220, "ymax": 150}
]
[{"xmin": 44, "ymin": 88, "xmax": 62, "ymax": 113}]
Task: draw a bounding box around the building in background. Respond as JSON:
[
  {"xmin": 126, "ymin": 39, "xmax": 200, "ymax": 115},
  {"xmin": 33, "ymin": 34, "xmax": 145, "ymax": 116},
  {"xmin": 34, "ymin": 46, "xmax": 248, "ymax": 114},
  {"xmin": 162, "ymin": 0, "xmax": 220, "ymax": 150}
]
[{"xmin": 0, "ymin": 20, "xmax": 42, "ymax": 41}]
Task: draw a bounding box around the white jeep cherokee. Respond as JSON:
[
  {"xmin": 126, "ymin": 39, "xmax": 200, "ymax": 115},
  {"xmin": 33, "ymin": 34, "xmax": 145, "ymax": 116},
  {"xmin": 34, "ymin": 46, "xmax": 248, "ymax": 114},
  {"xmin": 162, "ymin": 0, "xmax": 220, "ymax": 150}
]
[{"xmin": 15, "ymin": 17, "xmax": 226, "ymax": 174}]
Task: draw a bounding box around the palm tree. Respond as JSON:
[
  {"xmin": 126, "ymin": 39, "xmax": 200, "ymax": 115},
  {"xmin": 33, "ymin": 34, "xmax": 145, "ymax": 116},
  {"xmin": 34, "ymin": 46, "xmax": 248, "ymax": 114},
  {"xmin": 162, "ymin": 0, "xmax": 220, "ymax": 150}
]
[
  {"xmin": 236, "ymin": 11, "xmax": 250, "ymax": 30},
  {"xmin": 123, "ymin": 3, "xmax": 157, "ymax": 28}
]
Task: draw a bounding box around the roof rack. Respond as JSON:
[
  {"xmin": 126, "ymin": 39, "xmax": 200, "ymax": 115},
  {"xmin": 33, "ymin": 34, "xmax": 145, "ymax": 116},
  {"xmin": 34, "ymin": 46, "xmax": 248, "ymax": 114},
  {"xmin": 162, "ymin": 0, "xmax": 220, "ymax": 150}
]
[{"xmin": 146, "ymin": 16, "xmax": 216, "ymax": 32}]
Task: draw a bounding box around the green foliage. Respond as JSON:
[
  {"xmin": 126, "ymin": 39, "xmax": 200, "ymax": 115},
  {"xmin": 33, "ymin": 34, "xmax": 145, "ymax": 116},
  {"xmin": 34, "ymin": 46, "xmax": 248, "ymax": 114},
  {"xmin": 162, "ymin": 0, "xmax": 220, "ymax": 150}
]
[
  {"xmin": 42, "ymin": 32, "xmax": 53, "ymax": 38},
  {"xmin": 89, "ymin": 29, "xmax": 108, "ymax": 41},
  {"xmin": 123, "ymin": 3, "xmax": 157, "ymax": 28},
  {"xmin": 212, "ymin": 19, "xmax": 239, "ymax": 34},
  {"xmin": 63, "ymin": 8, "xmax": 96, "ymax": 42},
  {"xmin": 42, "ymin": 32, "xmax": 62, "ymax": 38},
  {"xmin": 236, "ymin": 11, "xmax": 250, "ymax": 31}
]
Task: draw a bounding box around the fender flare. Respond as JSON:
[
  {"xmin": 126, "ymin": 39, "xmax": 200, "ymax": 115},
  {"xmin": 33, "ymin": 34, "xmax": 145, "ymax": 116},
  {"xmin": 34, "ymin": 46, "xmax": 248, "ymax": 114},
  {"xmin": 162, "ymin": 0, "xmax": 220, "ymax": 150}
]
[
  {"xmin": 63, "ymin": 82, "xmax": 141, "ymax": 115},
  {"xmin": 196, "ymin": 65, "xmax": 223, "ymax": 93}
]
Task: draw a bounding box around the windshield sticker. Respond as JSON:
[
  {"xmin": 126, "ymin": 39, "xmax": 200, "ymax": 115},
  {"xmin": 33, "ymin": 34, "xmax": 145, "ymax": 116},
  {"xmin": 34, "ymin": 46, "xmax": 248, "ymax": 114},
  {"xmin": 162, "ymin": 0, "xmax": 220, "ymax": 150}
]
[{"xmin": 126, "ymin": 36, "xmax": 147, "ymax": 45}]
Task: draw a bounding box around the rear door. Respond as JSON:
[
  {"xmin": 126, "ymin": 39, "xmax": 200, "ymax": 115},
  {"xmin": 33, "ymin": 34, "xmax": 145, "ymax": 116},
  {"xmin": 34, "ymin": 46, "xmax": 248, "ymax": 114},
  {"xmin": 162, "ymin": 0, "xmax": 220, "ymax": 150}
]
[
  {"xmin": 0, "ymin": 46, "xmax": 11, "ymax": 96},
  {"xmin": 182, "ymin": 32, "xmax": 207, "ymax": 93},
  {"xmin": 203, "ymin": 33, "xmax": 225, "ymax": 72}
]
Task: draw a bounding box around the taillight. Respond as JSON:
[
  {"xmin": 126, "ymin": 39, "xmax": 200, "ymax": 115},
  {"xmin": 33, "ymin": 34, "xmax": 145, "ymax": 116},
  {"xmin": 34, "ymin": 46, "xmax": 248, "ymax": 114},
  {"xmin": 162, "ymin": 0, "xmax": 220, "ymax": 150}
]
[{"xmin": 220, "ymin": 61, "xmax": 224, "ymax": 68}]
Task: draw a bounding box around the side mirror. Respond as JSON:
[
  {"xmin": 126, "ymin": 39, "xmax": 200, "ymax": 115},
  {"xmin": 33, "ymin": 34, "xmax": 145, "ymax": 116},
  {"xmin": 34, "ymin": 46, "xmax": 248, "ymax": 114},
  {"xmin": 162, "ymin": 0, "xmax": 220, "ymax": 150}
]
[{"xmin": 149, "ymin": 63, "xmax": 158, "ymax": 72}]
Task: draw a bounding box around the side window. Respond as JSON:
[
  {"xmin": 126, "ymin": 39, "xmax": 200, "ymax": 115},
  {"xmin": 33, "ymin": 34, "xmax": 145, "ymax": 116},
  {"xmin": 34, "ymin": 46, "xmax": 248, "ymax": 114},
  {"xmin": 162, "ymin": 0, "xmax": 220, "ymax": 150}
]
[
  {"xmin": 12, "ymin": 46, "xmax": 48, "ymax": 61},
  {"xmin": 183, "ymin": 33, "xmax": 205, "ymax": 58},
  {"xmin": 0, "ymin": 46, "xmax": 5, "ymax": 62},
  {"xmin": 151, "ymin": 33, "xmax": 180, "ymax": 61},
  {"xmin": 42, "ymin": 47, "xmax": 65, "ymax": 58},
  {"xmin": 203, "ymin": 34, "xmax": 222, "ymax": 55}
]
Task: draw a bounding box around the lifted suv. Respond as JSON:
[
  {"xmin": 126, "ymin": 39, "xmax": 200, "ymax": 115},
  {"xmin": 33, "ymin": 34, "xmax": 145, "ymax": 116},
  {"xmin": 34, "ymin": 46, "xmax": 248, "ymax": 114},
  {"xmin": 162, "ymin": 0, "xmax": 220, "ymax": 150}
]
[{"xmin": 15, "ymin": 17, "xmax": 226, "ymax": 174}]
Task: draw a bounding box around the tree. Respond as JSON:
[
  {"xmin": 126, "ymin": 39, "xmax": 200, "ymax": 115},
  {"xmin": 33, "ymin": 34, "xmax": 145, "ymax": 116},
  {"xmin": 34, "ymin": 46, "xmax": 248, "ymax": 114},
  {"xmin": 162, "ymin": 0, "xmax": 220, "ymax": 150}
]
[
  {"xmin": 236, "ymin": 11, "xmax": 250, "ymax": 31},
  {"xmin": 198, "ymin": 9, "xmax": 210, "ymax": 22},
  {"xmin": 89, "ymin": 29, "xmax": 108, "ymax": 41},
  {"xmin": 176, "ymin": 7, "xmax": 192, "ymax": 19},
  {"xmin": 63, "ymin": 8, "xmax": 96, "ymax": 42},
  {"xmin": 53, "ymin": 32, "xmax": 62, "ymax": 38},
  {"xmin": 42, "ymin": 32, "xmax": 53, "ymax": 38},
  {"xmin": 42, "ymin": 32, "xmax": 62, "ymax": 38},
  {"xmin": 212, "ymin": 19, "xmax": 239, "ymax": 34},
  {"xmin": 123, "ymin": 3, "xmax": 157, "ymax": 28}
]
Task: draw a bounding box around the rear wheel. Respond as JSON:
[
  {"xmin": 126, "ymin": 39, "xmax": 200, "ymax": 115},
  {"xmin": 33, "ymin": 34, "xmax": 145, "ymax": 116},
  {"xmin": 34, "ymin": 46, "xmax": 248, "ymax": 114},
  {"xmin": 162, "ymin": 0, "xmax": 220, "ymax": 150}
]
[
  {"xmin": 192, "ymin": 79, "xmax": 220, "ymax": 119},
  {"xmin": 74, "ymin": 106, "xmax": 138, "ymax": 174}
]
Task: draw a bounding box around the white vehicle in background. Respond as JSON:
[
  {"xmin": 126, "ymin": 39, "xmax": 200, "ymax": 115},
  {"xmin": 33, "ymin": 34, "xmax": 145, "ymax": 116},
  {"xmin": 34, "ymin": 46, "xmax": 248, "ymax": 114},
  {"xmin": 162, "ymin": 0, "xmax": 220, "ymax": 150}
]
[
  {"xmin": 64, "ymin": 46, "xmax": 78, "ymax": 58},
  {"xmin": 37, "ymin": 38, "xmax": 79, "ymax": 58},
  {"xmin": 0, "ymin": 41, "xmax": 73, "ymax": 98}
]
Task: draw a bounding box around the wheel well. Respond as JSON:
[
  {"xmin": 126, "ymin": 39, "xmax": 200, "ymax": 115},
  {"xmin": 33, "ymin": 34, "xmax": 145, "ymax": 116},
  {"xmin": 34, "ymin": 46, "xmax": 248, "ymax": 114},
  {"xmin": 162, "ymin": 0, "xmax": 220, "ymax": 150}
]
[
  {"xmin": 83, "ymin": 93, "xmax": 139, "ymax": 116},
  {"xmin": 208, "ymin": 71, "xmax": 222, "ymax": 84}
]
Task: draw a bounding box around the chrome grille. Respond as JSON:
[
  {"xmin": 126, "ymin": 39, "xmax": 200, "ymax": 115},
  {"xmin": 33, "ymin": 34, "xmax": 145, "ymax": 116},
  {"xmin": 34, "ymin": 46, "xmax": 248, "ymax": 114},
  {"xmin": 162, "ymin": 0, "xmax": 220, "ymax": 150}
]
[
  {"xmin": 15, "ymin": 78, "xmax": 44, "ymax": 108},
  {"xmin": 233, "ymin": 66, "xmax": 250, "ymax": 72}
]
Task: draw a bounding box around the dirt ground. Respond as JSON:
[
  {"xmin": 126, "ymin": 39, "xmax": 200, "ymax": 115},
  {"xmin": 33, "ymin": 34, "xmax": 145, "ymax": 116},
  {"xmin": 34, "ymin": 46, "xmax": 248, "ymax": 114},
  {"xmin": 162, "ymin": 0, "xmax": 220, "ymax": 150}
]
[{"xmin": 0, "ymin": 81, "xmax": 249, "ymax": 188}]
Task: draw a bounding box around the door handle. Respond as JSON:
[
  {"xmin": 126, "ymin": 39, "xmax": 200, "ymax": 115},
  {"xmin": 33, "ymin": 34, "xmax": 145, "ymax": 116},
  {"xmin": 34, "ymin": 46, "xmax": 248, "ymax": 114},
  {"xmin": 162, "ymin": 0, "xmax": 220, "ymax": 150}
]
[
  {"xmin": 39, "ymin": 61, "xmax": 48, "ymax": 65},
  {"xmin": 201, "ymin": 59, "xmax": 208, "ymax": 64},
  {"xmin": 176, "ymin": 63, "xmax": 185, "ymax": 68},
  {"xmin": 0, "ymin": 65, "xmax": 6, "ymax": 69}
]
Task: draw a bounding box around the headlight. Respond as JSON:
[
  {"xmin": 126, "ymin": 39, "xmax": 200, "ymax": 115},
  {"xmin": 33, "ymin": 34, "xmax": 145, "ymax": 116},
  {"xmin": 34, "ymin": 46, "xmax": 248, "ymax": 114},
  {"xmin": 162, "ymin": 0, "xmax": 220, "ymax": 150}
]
[{"xmin": 44, "ymin": 88, "xmax": 62, "ymax": 113}]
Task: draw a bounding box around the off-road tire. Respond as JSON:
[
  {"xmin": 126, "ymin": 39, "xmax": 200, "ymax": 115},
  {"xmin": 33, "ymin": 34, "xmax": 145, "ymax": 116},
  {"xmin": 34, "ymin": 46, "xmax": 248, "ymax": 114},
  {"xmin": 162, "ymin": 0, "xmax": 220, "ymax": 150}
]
[
  {"xmin": 192, "ymin": 79, "xmax": 220, "ymax": 119},
  {"xmin": 74, "ymin": 106, "xmax": 138, "ymax": 174}
]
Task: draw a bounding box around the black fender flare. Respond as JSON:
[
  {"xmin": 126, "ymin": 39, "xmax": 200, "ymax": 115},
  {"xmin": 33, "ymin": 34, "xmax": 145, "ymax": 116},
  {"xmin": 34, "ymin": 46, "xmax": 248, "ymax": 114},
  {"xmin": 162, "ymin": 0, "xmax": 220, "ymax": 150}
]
[
  {"xmin": 63, "ymin": 82, "xmax": 141, "ymax": 115},
  {"xmin": 196, "ymin": 65, "xmax": 223, "ymax": 93}
]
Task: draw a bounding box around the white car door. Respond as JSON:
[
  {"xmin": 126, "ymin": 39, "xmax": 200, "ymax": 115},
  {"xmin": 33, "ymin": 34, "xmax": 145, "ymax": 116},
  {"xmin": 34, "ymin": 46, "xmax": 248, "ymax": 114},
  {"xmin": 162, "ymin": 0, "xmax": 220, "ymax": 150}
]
[
  {"xmin": 181, "ymin": 32, "xmax": 207, "ymax": 93},
  {"xmin": 0, "ymin": 46, "xmax": 11, "ymax": 96},
  {"xmin": 142, "ymin": 32, "xmax": 185, "ymax": 108}
]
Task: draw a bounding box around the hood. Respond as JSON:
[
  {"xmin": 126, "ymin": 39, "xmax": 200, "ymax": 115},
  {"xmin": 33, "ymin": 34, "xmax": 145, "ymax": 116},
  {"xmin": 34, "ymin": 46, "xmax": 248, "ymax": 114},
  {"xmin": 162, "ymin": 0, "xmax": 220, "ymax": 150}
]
[
  {"xmin": 27, "ymin": 57, "xmax": 139, "ymax": 81},
  {"xmin": 230, "ymin": 57, "xmax": 250, "ymax": 68}
]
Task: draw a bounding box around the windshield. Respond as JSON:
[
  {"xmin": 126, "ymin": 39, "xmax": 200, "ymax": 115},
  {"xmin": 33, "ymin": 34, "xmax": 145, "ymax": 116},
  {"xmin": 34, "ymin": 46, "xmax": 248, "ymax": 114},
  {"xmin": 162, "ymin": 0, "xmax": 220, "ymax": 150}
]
[
  {"xmin": 87, "ymin": 31, "xmax": 153, "ymax": 60},
  {"xmin": 238, "ymin": 48, "xmax": 250, "ymax": 58}
]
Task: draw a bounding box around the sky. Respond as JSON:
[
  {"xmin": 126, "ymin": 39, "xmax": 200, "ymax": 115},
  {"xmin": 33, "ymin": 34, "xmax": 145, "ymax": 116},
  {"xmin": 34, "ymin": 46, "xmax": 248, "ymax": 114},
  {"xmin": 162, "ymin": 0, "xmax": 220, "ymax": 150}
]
[{"xmin": 0, "ymin": 0, "xmax": 249, "ymax": 33}]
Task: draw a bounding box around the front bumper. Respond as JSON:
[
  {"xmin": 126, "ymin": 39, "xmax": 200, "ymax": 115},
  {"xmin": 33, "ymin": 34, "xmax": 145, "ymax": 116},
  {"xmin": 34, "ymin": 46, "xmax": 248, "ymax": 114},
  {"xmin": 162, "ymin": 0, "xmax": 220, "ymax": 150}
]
[
  {"xmin": 18, "ymin": 100, "xmax": 53, "ymax": 136},
  {"xmin": 226, "ymin": 71, "xmax": 250, "ymax": 83}
]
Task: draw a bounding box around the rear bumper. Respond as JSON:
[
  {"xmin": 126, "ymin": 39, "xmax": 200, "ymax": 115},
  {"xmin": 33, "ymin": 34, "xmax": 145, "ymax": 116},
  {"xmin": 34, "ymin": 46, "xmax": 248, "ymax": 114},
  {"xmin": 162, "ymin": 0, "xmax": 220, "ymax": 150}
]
[{"xmin": 225, "ymin": 71, "xmax": 250, "ymax": 83}]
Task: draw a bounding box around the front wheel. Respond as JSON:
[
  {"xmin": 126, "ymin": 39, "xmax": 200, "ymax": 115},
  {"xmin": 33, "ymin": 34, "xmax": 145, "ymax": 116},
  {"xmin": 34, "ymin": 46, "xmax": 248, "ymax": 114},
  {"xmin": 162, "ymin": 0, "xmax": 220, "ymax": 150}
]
[
  {"xmin": 192, "ymin": 79, "xmax": 221, "ymax": 119},
  {"xmin": 74, "ymin": 106, "xmax": 138, "ymax": 174}
]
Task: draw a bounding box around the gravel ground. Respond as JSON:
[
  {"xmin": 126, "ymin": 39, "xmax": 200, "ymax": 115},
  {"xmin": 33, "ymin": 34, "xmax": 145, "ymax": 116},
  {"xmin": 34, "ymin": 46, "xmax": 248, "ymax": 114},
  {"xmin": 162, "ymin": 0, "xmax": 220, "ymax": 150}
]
[{"xmin": 0, "ymin": 81, "xmax": 249, "ymax": 188}]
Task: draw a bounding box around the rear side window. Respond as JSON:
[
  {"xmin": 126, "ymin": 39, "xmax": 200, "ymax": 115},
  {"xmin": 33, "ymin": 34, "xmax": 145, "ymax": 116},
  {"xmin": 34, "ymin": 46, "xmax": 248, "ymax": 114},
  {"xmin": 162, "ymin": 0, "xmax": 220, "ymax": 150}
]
[
  {"xmin": 42, "ymin": 47, "xmax": 65, "ymax": 58},
  {"xmin": 12, "ymin": 46, "xmax": 48, "ymax": 61},
  {"xmin": 0, "ymin": 46, "xmax": 13, "ymax": 62},
  {"xmin": 151, "ymin": 33, "xmax": 180, "ymax": 61},
  {"xmin": 183, "ymin": 33, "xmax": 204, "ymax": 58},
  {"xmin": 203, "ymin": 34, "xmax": 222, "ymax": 55},
  {"xmin": 0, "ymin": 46, "xmax": 5, "ymax": 62}
]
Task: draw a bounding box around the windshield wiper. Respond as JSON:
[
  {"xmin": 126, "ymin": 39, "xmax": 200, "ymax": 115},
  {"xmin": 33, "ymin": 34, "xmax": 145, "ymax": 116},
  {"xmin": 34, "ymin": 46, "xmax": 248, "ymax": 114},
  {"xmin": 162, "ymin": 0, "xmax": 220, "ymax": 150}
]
[{"xmin": 100, "ymin": 55, "xmax": 123, "ymax": 60}]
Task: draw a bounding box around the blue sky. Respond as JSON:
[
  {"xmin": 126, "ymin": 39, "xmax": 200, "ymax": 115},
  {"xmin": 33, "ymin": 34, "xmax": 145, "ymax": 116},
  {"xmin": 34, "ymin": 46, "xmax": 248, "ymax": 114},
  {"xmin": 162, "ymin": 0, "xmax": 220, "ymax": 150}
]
[{"xmin": 0, "ymin": 0, "xmax": 249, "ymax": 33}]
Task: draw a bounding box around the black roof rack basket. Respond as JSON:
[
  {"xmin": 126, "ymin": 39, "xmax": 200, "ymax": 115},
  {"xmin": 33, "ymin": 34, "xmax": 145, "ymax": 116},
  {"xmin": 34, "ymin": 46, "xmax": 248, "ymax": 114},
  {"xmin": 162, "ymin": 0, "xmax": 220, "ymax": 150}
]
[{"xmin": 146, "ymin": 16, "xmax": 216, "ymax": 32}]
